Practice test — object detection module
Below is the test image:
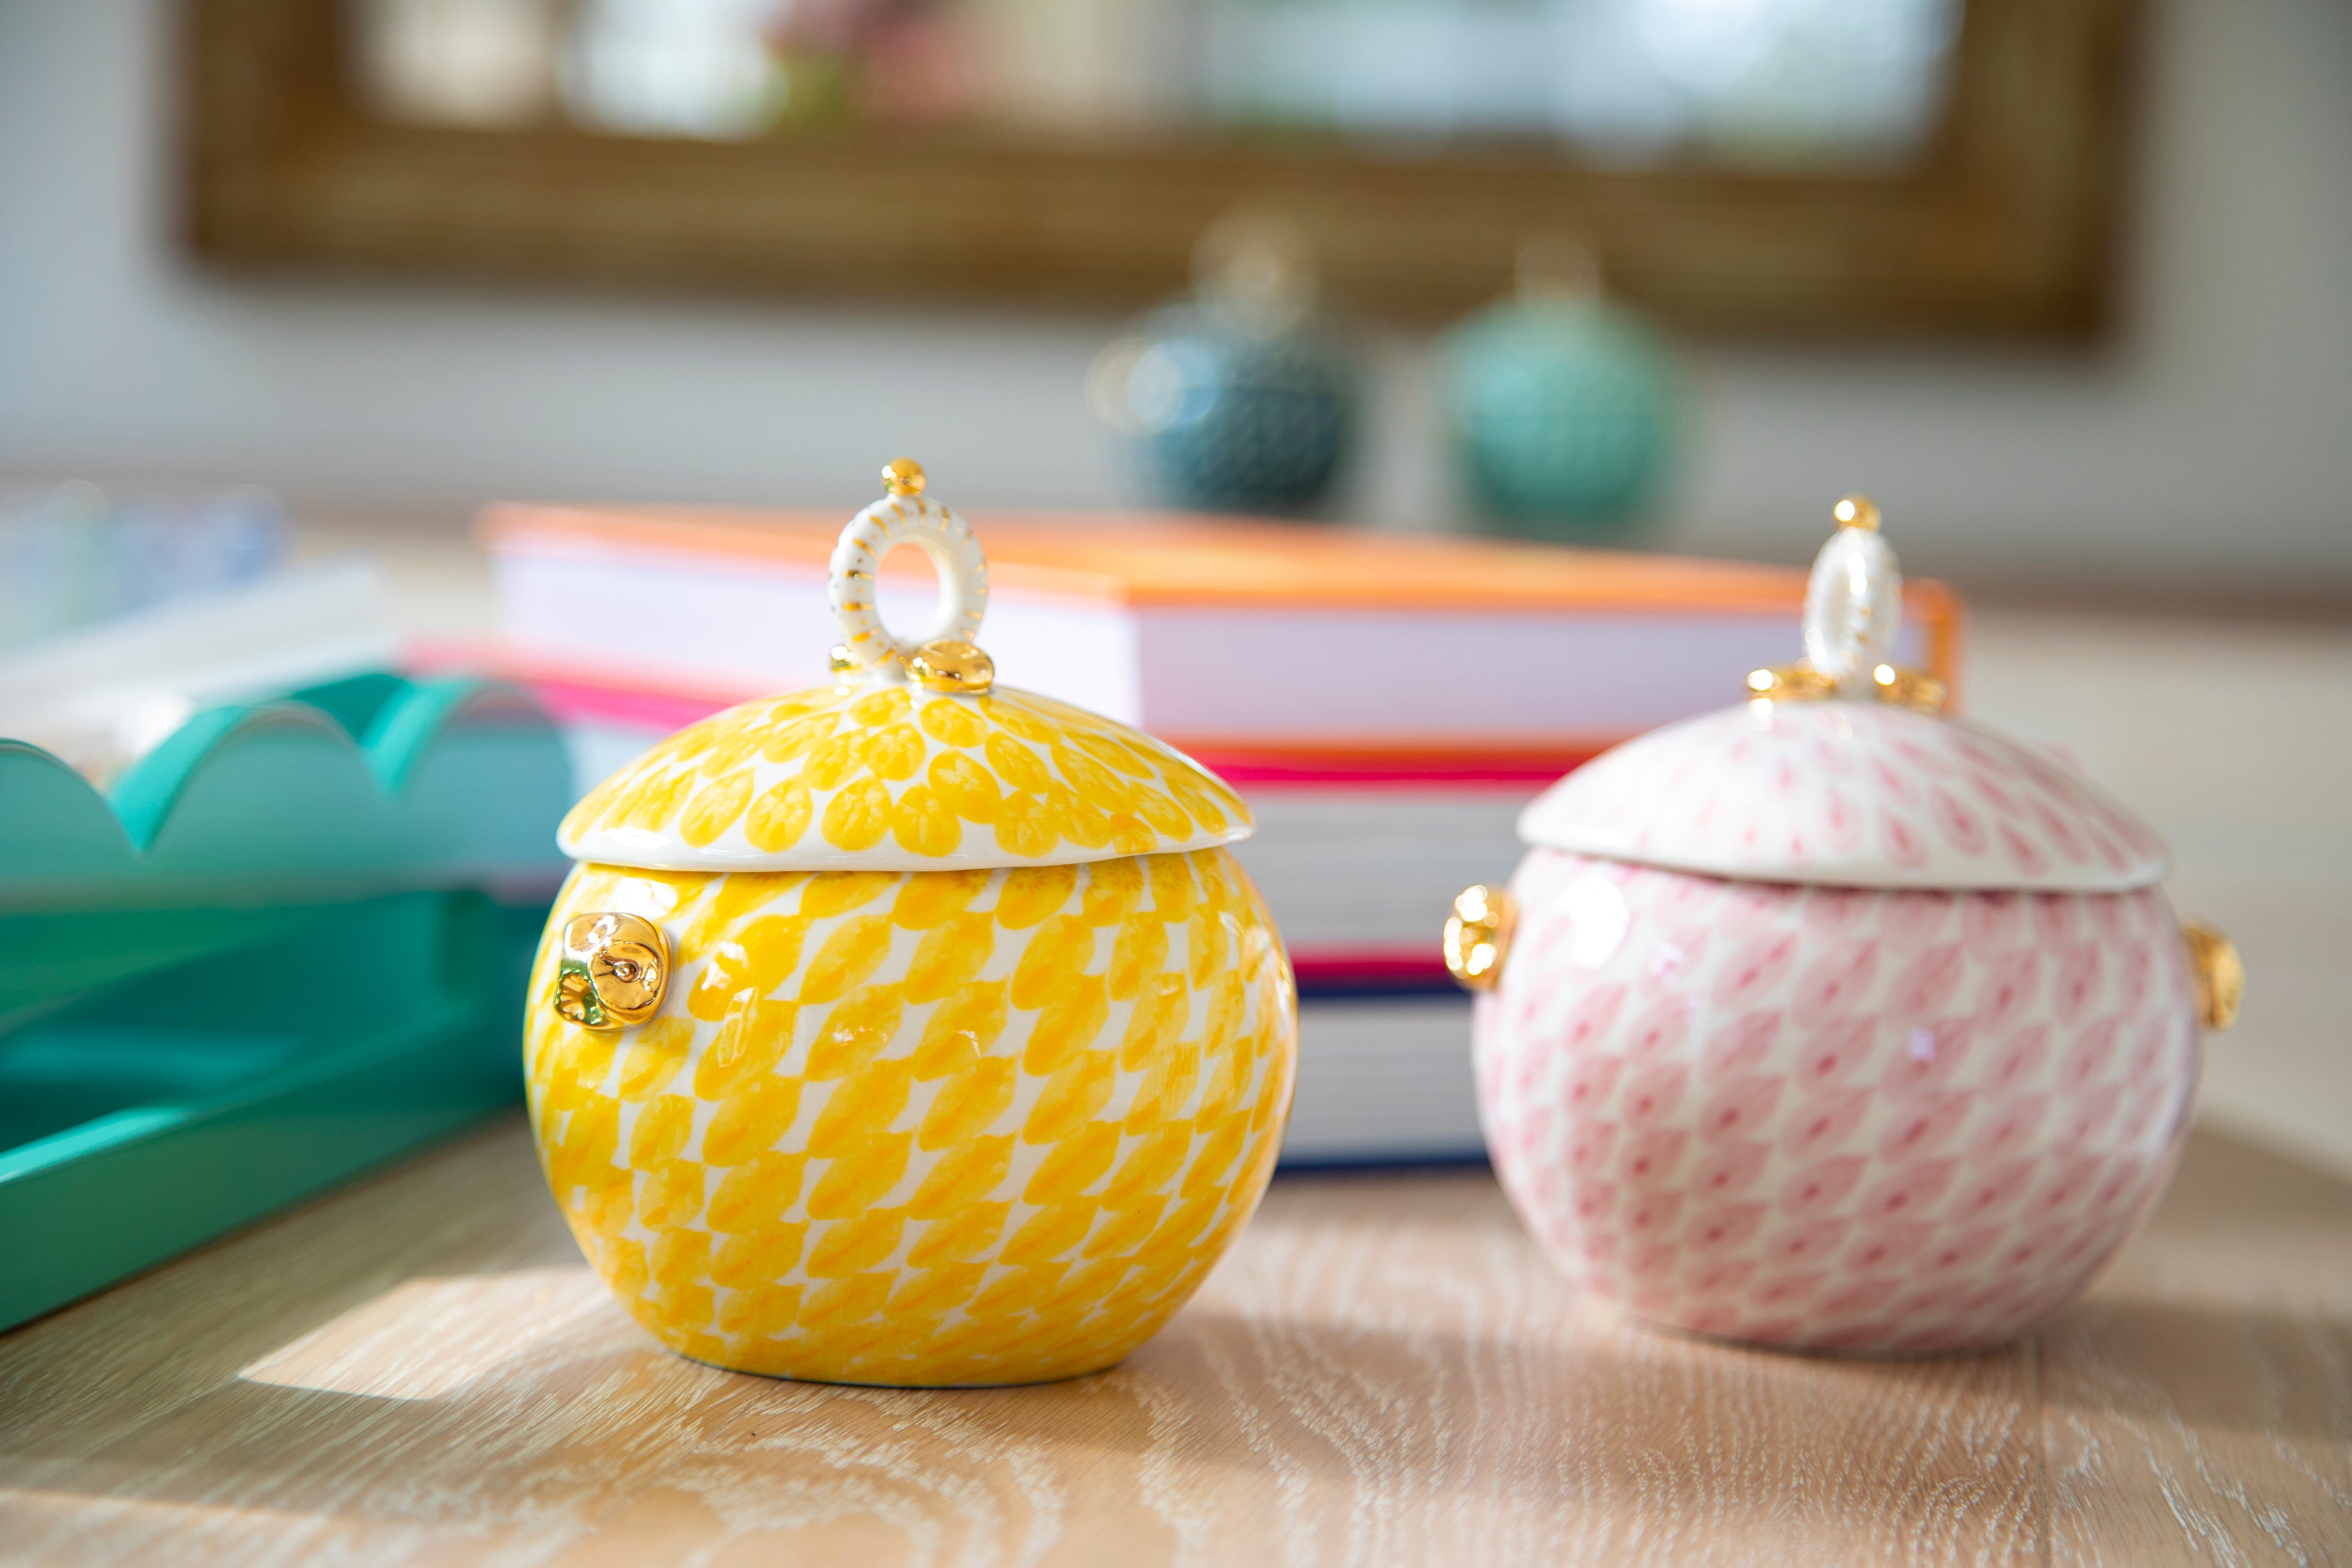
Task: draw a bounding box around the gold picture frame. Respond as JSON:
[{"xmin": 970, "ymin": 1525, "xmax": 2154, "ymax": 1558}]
[{"xmin": 181, "ymin": 0, "xmax": 2138, "ymax": 337}]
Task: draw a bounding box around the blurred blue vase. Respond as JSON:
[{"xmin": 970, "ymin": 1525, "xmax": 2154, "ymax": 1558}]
[
  {"xmin": 1118, "ymin": 303, "xmax": 1357, "ymax": 513},
  {"xmin": 1443, "ymin": 292, "xmax": 1679, "ymax": 539}
]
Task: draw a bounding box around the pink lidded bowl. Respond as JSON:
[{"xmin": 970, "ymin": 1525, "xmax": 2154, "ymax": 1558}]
[{"xmin": 1444, "ymin": 497, "xmax": 2243, "ymax": 1354}]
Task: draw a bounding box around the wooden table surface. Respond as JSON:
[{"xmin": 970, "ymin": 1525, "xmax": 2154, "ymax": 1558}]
[{"xmin": 2, "ymin": 1115, "xmax": 2348, "ymax": 1567}]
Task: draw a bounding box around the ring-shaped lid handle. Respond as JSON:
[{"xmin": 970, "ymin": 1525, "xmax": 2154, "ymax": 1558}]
[
  {"xmin": 829, "ymin": 459, "xmax": 989, "ymax": 675},
  {"xmin": 557, "ymin": 457, "xmax": 1259, "ymax": 872}
]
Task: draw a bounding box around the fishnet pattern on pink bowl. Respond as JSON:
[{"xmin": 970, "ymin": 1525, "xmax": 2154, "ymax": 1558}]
[{"xmin": 1475, "ymin": 850, "xmax": 2199, "ymax": 1354}]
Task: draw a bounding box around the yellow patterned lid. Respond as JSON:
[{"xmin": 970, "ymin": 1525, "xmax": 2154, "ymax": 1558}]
[{"xmin": 558, "ymin": 462, "xmax": 1253, "ymax": 873}]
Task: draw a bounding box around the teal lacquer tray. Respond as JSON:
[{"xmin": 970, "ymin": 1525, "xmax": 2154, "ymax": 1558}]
[{"xmin": 0, "ymin": 673, "xmax": 573, "ymax": 1331}]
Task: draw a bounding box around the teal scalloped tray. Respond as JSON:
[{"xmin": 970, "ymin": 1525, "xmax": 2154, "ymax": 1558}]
[
  {"xmin": 0, "ymin": 674, "xmax": 575, "ymax": 1331},
  {"xmin": 0, "ymin": 672, "xmax": 571, "ymax": 910}
]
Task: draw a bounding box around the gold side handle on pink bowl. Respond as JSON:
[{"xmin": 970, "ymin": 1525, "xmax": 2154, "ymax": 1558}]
[
  {"xmin": 2183, "ymin": 919, "xmax": 2244, "ymax": 1032},
  {"xmin": 553, "ymin": 912, "xmax": 671, "ymax": 1030},
  {"xmin": 1445, "ymin": 885, "xmax": 1518, "ymax": 993}
]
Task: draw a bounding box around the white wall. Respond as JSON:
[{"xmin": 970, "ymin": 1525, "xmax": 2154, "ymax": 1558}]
[{"xmin": 2, "ymin": 0, "xmax": 2348, "ymax": 594}]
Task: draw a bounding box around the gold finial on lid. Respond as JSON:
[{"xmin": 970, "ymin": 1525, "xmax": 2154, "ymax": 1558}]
[
  {"xmin": 1869, "ymin": 662, "xmax": 1949, "ymax": 713},
  {"xmin": 1833, "ymin": 494, "xmax": 1881, "ymax": 531},
  {"xmin": 1745, "ymin": 663, "xmax": 1837, "ymax": 702},
  {"xmin": 1742, "ymin": 493, "xmax": 1946, "ymax": 711},
  {"xmin": 907, "ymin": 638, "xmax": 995, "ymax": 696},
  {"xmin": 882, "ymin": 457, "xmax": 927, "ymax": 497}
]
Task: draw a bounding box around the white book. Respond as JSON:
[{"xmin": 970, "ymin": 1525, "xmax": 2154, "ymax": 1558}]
[
  {"xmin": 482, "ymin": 505, "xmax": 1959, "ymax": 749},
  {"xmin": 0, "ymin": 561, "xmax": 397, "ymax": 785}
]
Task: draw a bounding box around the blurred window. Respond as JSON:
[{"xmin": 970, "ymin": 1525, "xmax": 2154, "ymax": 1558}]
[
  {"xmin": 349, "ymin": 0, "xmax": 1962, "ymax": 171},
  {"xmin": 194, "ymin": 0, "xmax": 2132, "ymax": 335},
  {"xmin": 353, "ymin": 0, "xmax": 563, "ymax": 127}
]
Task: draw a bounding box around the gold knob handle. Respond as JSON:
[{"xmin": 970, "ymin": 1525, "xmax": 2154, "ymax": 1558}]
[
  {"xmin": 1832, "ymin": 493, "xmax": 1881, "ymax": 532},
  {"xmin": 1745, "ymin": 661, "xmax": 1947, "ymax": 713},
  {"xmin": 907, "ymin": 638, "xmax": 995, "ymax": 696},
  {"xmin": 554, "ymin": 912, "xmax": 671, "ymax": 1030},
  {"xmin": 1444, "ymin": 885, "xmax": 1517, "ymax": 993},
  {"xmin": 2183, "ymin": 920, "xmax": 2243, "ymax": 1032}
]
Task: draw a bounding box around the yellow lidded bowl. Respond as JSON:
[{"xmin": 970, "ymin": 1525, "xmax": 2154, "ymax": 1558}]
[{"xmin": 525, "ymin": 461, "xmax": 1296, "ymax": 1386}]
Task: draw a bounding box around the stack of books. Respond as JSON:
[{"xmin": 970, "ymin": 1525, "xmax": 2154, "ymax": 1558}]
[{"xmin": 467, "ymin": 505, "xmax": 1963, "ymax": 1166}]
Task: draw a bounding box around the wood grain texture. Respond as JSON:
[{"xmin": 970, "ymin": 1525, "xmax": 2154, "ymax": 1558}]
[
  {"xmin": 0, "ymin": 1115, "xmax": 2344, "ymax": 1566},
  {"xmin": 2042, "ymin": 1133, "xmax": 2352, "ymax": 1566}
]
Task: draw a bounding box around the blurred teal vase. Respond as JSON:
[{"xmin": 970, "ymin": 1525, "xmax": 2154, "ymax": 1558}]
[
  {"xmin": 1443, "ymin": 247, "xmax": 1679, "ymax": 538},
  {"xmin": 1092, "ymin": 214, "xmax": 1358, "ymax": 514},
  {"xmin": 1118, "ymin": 309, "xmax": 1355, "ymax": 512}
]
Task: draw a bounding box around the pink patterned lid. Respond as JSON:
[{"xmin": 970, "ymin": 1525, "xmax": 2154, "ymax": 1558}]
[
  {"xmin": 1518, "ymin": 699, "xmax": 2171, "ymax": 892},
  {"xmin": 1518, "ymin": 499, "xmax": 2171, "ymax": 892}
]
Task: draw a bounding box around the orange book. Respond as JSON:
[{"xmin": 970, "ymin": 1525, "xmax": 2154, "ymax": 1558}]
[{"xmin": 479, "ymin": 504, "xmax": 1963, "ymax": 757}]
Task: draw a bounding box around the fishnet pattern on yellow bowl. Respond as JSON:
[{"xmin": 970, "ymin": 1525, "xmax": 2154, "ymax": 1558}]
[
  {"xmin": 525, "ymin": 848, "xmax": 1297, "ymax": 1386},
  {"xmin": 559, "ymin": 680, "xmax": 1253, "ymax": 873}
]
